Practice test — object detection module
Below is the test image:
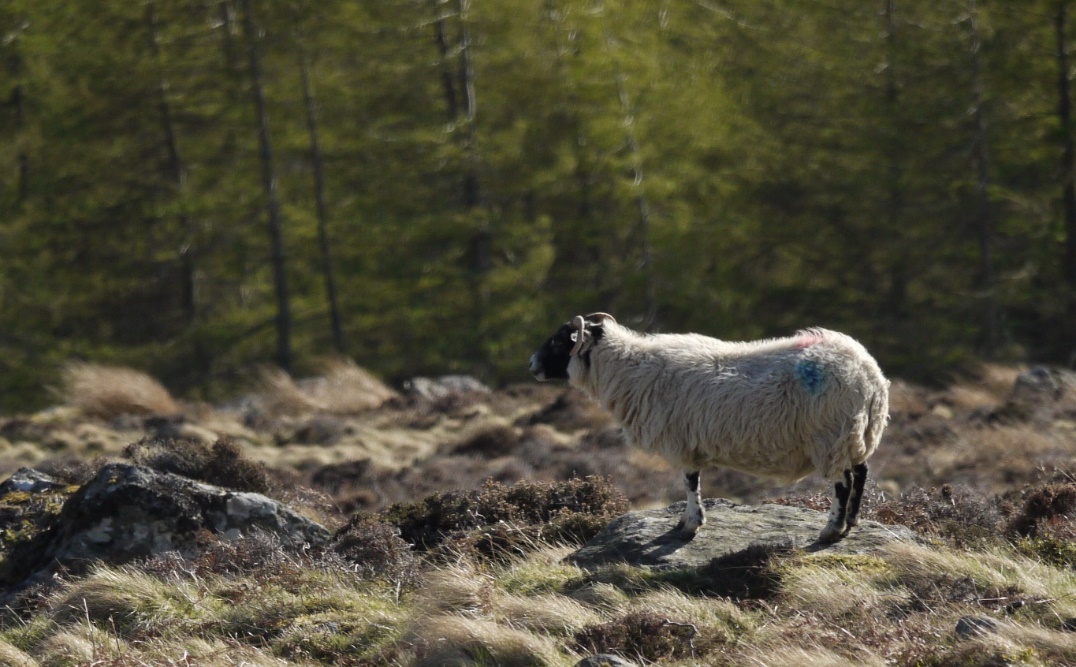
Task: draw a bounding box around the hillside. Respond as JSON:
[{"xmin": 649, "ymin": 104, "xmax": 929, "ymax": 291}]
[{"xmin": 0, "ymin": 362, "xmax": 1075, "ymax": 665}]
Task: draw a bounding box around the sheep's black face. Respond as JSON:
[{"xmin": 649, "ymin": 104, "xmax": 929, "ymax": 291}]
[{"xmin": 528, "ymin": 322, "xmax": 575, "ymax": 381}]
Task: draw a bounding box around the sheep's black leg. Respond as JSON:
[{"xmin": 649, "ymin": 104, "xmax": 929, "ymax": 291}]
[
  {"xmin": 820, "ymin": 468, "xmax": 853, "ymax": 544},
  {"xmin": 674, "ymin": 471, "xmax": 704, "ymax": 539},
  {"xmin": 845, "ymin": 463, "xmax": 869, "ymax": 531}
]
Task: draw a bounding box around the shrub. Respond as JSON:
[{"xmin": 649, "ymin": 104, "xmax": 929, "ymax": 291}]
[
  {"xmin": 330, "ymin": 515, "xmax": 417, "ymax": 584},
  {"xmin": 138, "ymin": 530, "xmax": 306, "ymax": 582},
  {"xmin": 375, "ymin": 477, "xmax": 628, "ymax": 556},
  {"xmin": 123, "ymin": 436, "xmax": 272, "ymax": 494},
  {"xmin": 868, "ymin": 485, "xmax": 1009, "ymax": 547},
  {"xmin": 36, "ymin": 455, "xmax": 106, "ymax": 485},
  {"xmin": 573, "ymin": 610, "xmax": 698, "ymax": 663},
  {"xmin": 1009, "ymin": 482, "xmax": 1076, "ymax": 538},
  {"xmin": 444, "ymin": 425, "xmax": 521, "ymax": 457}
]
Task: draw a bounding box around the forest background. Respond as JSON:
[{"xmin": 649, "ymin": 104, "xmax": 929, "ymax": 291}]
[{"xmin": 1, "ymin": 0, "xmax": 1075, "ymax": 412}]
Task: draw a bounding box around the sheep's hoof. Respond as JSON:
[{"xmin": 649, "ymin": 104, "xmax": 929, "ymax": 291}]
[
  {"xmin": 818, "ymin": 524, "xmax": 846, "ymax": 545},
  {"xmin": 674, "ymin": 519, "xmax": 702, "ymax": 540}
]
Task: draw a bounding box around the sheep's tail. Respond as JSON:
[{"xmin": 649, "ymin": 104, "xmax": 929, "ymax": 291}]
[{"xmin": 860, "ymin": 380, "xmax": 890, "ymax": 464}]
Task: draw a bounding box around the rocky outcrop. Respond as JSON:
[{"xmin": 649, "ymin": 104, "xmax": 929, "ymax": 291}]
[
  {"xmin": 569, "ymin": 499, "xmax": 919, "ymax": 571},
  {"xmin": 989, "ymin": 366, "xmax": 1076, "ymax": 422},
  {"xmin": 0, "ymin": 468, "xmax": 66, "ymax": 496},
  {"xmin": 2, "ymin": 463, "xmax": 329, "ymax": 590},
  {"xmin": 404, "ymin": 375, "xmax": 490, "ymax": 400}
]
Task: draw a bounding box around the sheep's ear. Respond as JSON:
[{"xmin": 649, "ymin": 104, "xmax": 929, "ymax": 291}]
[{"xmin": 586, "ymin": 312, "xmax": 616, "ymax": 325}]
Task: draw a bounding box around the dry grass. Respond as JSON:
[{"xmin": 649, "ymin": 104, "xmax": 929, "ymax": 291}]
[
  {"xmin": 36, "ymin": 628, "xmax": 99, "ymax": 667},
  {"xmin": 0, "ymin": 640, "xmax": 38, "ymax": 667},
  {"xmin": 888, "ymin": 379, "xmax": 931, "ymax": 415},
  {"xmin": 938, "ymin": 424, "xmax": 1076, "ymax": 490},
  {"xmin": 408, "ymin": 613, "xmax": 567, "ymax": 667},
  {"xmin": 9, "ymin": 361, "xmax": 1076, "ymax": 665},
  {"xmin": 59, "ymin": 361, "xmax": 181, "ymax": 419},
  {"xmin": 777, "ymin": 554, "xmax": 900, "ymax": 621},
  {"xmin": 414, "ymin": 564, "xmax": 493, "ymax": 618},
  {"xmin": 9, "ymin": 515, "xmax": 1076, "ymax": 667},
  {"xmin": 732, "ymin": 643, "xmax": 888, "ymax": 667},
  {"xmin": 255, "ymin": 359, "xmax": 397, "ymax": 417},
  {"xmin": 625, "ymin": 588, "xmax": 753, "ymax": 641},
  {"xmin": 493, "ymin": 593, "xmax": 599, "ymax": 636},
  {"xmin": 50, "ymin": 566, "xmax": 209, "ymax": 636},
  {"xmin": 973, "ymin": 363, "xmax": 1028, "ymax": 401}
]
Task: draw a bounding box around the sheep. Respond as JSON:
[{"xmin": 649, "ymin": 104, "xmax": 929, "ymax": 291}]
[{"xmin": 528, "ymin": 313, "xmax": 889, "ymax": 544}]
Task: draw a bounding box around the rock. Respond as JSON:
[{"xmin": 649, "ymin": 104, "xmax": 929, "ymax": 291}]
[
  {"xmin": 955, "ymin": 615, "xmax": 998, "ymax": 638},
  {"xmin": 0, "ymin": 469, "xmax": 74, "ymax": 559},
  {"xmin": 575, "ymin": 655, "xmax": 638, "ymax": 667},
  {"xmin": 10, "ymin": 463, "xmax": 329, "ymax": 585},
  {"xmin": 569, "ymin": 499, "xmax": 920, "ymax": 571},
  {"xmin": 1012, "ymin": 367, "xmax": 1076, "ymax": 400},
  {"xmin": 0, "ymin": 468, "xmax": 65, "ymax": 496},
  {"xmin": 404, "ymin": 375, "xmax": 490, "ymax": 400},
  {"xmin": 1007, "ymin": 370, "xmax": 1076, "ymax": 410},
  {"xmin": 996, "ymin": 366, "xmax": 1076, "ymax": 421}
]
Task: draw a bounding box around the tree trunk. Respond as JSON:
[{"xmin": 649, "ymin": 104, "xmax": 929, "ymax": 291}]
[
  {"xmin": 431, "ymin": 0, "xmax": 459, "ymax": 119},
  {"xmin": 598, "ymin": 2, "xmax": 657, "ymax": 329},
  {"xmin": 1057, "ymin": 0, "xmax": 1076, "ymax": 347},
  {"xmin": 298, "ymin": 40, "xmax": 345, "ymax": 353},
  {"xmin": 455, "ymin": 0, "xmax": 489, "ymax": 277},
  {"xmin": 431, "ymin": 0, "xmax": 487, "ymax": 275},
  {"xmin": 7, "ymin": 18, "xmax": 28, "ymax": 204},
  {"xmin": 966, "ymin": 0, "xmax": 999, "ymax": 356},
  {"xmin": 219, "ymin": 1, "xmax": 241, "ymax": 73},
  {"xmin": 146, "ymin": 0, "xmax": 196, "ymax": 325},
  {"xmin": 541, "ymin": 0, "xmax": 606, "ymax": 301},
  {"xmin": 240, "ymin": 0, "xmax": 292, "ymax": 371},
  {"xmin": 882, "ymin": 0, "xmax": 909, "ymax": 325}
]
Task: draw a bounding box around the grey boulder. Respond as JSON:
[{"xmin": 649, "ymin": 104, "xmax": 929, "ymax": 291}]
[{"xmin": 570, "ymin": 498, "xmax": 919, "ymax": 571}]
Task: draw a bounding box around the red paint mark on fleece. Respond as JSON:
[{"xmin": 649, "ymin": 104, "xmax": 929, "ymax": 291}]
[{"xmin": 794, "ymin": 334, "xmax": 824, "ymax": 349}]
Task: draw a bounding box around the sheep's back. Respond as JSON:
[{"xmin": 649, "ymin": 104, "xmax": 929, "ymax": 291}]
[{"xmin": 595, "ymin": 329, "xmax": 886, "ymax": 480}]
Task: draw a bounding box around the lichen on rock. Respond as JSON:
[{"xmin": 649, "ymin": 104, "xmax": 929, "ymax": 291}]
[{"xmin": 0, "ymin": 463, "xmax": 329, "ymax": 593}]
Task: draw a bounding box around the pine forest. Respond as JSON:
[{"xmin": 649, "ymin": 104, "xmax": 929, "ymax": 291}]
[{"xmin": 2, "ymin": 0, "xmax": 1075, "ymax": 409}]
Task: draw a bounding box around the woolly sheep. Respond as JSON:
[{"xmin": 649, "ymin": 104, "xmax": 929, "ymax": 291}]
[{"xmin": 528, "ymin": 313, "xmax": 889, "ymax": 543}]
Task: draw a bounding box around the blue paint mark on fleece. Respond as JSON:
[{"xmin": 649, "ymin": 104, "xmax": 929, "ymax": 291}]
[{"xmin": 796, "ymin": 359, "xmax": 827, "ymax": 395}]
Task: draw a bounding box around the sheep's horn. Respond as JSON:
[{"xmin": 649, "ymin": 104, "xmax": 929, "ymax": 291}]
[
  {"xmin": 586, "ymin": 312, "xmax": 616, "ymax": 325},
  {"xmin": 569, "ymin": 315, "xmax": 587, "ymax": 356}
]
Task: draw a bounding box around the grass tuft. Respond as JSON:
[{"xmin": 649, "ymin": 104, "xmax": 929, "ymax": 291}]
[
  {"xmin": 0, "ymin": 639, "xmax": 38, "ymax": 667},
  {"xmin": 59, "ymin": 362, "xmax": 181, "ymax": 419},
  {"xmin": 409, "ymin": 614, "xmax": 560, "ymax": 667},
  {"xmin": 256, "ymin": 360, "xmax": 397, "ymax": 417}
]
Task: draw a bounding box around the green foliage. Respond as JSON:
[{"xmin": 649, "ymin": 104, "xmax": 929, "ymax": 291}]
[
  {"xmin": 1014, "ymin": 536, "xmax": 1076, "ymax": 570},
  {"xmin": 1, "ymin": 0, "xmax": 1075, "ymax": 410}
]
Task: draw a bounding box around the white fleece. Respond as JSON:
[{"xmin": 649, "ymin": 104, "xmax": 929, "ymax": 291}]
[{"xmin": 568, "ymin": 323, "xmax": 889, "ymax": 482}]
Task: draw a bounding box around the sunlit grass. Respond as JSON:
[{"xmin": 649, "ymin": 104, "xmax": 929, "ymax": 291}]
[{"xmin": 59, "ymin": 361, "xmax": 181, "ymax": 419}]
